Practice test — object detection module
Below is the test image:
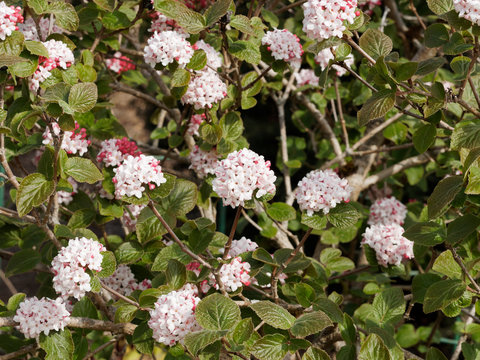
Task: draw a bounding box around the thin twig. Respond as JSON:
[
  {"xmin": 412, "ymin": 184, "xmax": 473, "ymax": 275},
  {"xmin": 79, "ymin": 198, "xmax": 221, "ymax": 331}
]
[
  {"xmin": 0, "ymin": 343, "xmax": 37, "ymax": 360},
  {"xmin": 82, "ymin": 336, "xmax": 122, "ymax": 360},
  {"xmin": 0, "ymin": 269, "xmax": 17, "ymax": 295},
  {"xmin": 334, "ymin": 77, "xmax": 349, "ymax": 150},
  {"xmin": 448, "ymin": 246, "xmax": 480, "ymax": 293},
  {"xmin": 223, "ymin": 206, "xmax": 243, "ymax": 260}
]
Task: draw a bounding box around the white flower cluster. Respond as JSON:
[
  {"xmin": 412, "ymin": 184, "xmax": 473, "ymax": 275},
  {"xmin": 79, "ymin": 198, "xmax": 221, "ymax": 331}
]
[
  {"xmin": 262, "ymin": 29, "xmax": 304, "ymax": 68},
  {"xmin": 97, "ymin": 137, "xmax": 141, "ymax": 167},
  {"xmin": 186, "ymin": 114, "xmax": 205, "ymax": 136},
  {"xmin": 315, "ymin": 46, "xmax": 354, "ymax": 76},
  {"xmin": 188, "ymin": 145, "xmax": 219, "ymax": 178},
  {"xmin": 113, "ymin": 154, "xmax": 167, "ymax": 199},
  {"xmin": 19, "ymin": 17, "xmax": 63, "ymax": 41},
  {"xmin": 213, "ymin": 257, "xmax": 252, "ymax": 292},
  {"xmin": 454, "ymin": 0, "xmax": 480, "ymax": 25},
  {"xmin": 121, "ymin": 204, "xmax": 146, "ymax": 231},
  {"xmin": 148, "ymin": 287, "xmax": 200, "ymax": 346},
  {"xmin": 212, "ymin": 148, "xmax": 277, "ymax": 208},
  {"xmin": 0, "ymin": 2, "xmax": 23, "ymax": 41},
  {"xmin": 295, "ymin": 169, "xmax": 352, "ymax": 215},
  {"xmin": 51, "ymin": 237, "xmax": 105, "ymax": 299},
  {"xmin": 102, "ymin": 265, "xmax": 149, "ymax": 296},
  {"xmin": 362, "ymin": 224, "xmax": 414, "ymax": 267},
  {"xmin": 295, "ymin": 69, "xmax": 319, "ymax": 86},
  {"xmin": 42, "ymin": 121, "xmax": 90, "ymax": 156},
  {"xmin": 182, "ymin": 69, "xmax": 227, "ymax": 109},
  {"xmin": 228, "ymin": 237, "xmax": 258, "ymax": 257},
  {"xmin": 30, "ymin": 39, "xmax": 75, "ymax": 91},
  {"xmin": 144, "ymin": 30, "xmax": 193, "ymax": 67},
  {"xmin": 14, "ymin": 297, "xmax": 70, "ymax": 338},
  {"xmin": 149, "ymin": 11, "xmax": 187, "ymax": 36},
  {"xmin": 302, "ymin": 0, "xmax": 359, "ymax": 40},
  {"xmin": 368, "ymin": 197, "xmax": 407, "ymax": 226},
  {"xmin": 193, "ymin": 40, "xmax": 223, "ymax": 69},
  {"xmin": 57, "ymin": 177, "xmax": 78, "ymax": 205}
]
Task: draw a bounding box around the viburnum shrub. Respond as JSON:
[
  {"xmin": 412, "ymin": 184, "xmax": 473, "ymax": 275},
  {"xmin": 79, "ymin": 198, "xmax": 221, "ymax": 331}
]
[{"xmin": 1, "ymin": 0, "xmax": 480, "ymax": 359}]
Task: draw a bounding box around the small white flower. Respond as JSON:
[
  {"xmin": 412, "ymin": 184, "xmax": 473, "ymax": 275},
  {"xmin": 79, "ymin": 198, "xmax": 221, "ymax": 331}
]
[
  {"xmin": 453, "ymin": 0, "xmax": 480, "ymax": 26},
  {"xmin": 182, "ymin": 69, "xmax": 227, "ymax": 109},
  {"xmin": 262, "ymin": 29, "xmax": 304, "ymax": 68},
  {"xmin": 368, "ymin": 197, "xmax": 407, "ymax": 226},
  {"xmin": 144, "ymin": 30, "xmax": 193, "ymax": 67},
  {"xmin": 188, "ymin": 145, "xmax": 219, "ymax": 178}
]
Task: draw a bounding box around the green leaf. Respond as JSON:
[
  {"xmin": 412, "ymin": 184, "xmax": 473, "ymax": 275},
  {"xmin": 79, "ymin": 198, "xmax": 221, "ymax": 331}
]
[
  {"xmin": 301, "ymin": 212, "xmax": 327, "ymax": 230},
  {"xmin": 132, "ymin": 322, "xmax": 154, "ymax": 354},
  {"xmin": 230, "ymin": 318, "xmax": 254, "ymax": 344},
  {"xmin": 451, "ymin": 56, "xmax": 471, "ymax": 77},
  {"xmin": 229, "ymin": 40, "xmax": 261, "ymax": 65},
  {"xmin": 7, "ymin": 293, "xmax": 26, "ymax": 311},
  {"xmin": 184, "ymin": 330, "xmax": 226, "ymax": 355},
  {"xmin": 358, "ymin": 334, "xmax": 391, "ymax": 360},
  {"xmin": 5, "ymin": 249, "xmax": 41, "ymax": 276},
  {"xmin": 432, "ymin": 250, "xmax": 462, "ymax": 279},
  {"xmin": 424, "ymin": 23, "xmax": 450, "ymax": 48},
  {"xmin": 359, "ymin": 29, "xmax": 393, "ymax": 60},
  {"xmin": 136, "ymin": 215, "xmax": 167, "ymax": 243},
  {"xmin": 252, "ymin": 248, "xmax": 279, "ymax": 266},
  {"xmin": 370, "ymin": 288, "xmax": 405, "ymax": 326},
  {"xmin": 196, "ymin": 294, "xmax": 241, "ymax": 330},
  {"xmin": 201, "ymin": 123, "xmax": 223, "ymax": 145},
  {"xmin": 46, "ymin": 2, "xmax": 79, "ymax": 31},
  {"xmin": 447, "ymin": 214, "xmax": 480, "ymax": 244},
  {"xmin": 413, "ymin": 123, "xmax": 436, "ymax": 153},
  {"xmin": 187, "ymin": 49, "xmax": 207, "ymax": 70},
  {"xmin": 415, "ymin": 57, "xmax": 447, "ymax": 76},
  {"xmin": 427, "ymin": 0, "xmax": 454, "ymax": 15},
  {"xmin": 466, "ymin": 166, "xmax": 480, "ymax": 195},
  {"xmin": 230, "ymin": 15, "xmax": 256, "ymax": 36},
  {"xmin": 39, "ymin": 329, "xmax": 74, "ymax": 360},
  {"xmin": 154, "ymin": 0, "xmax": 206, "ymax": 33},
  {"xmin": 147, "ymin": 173, "xmax": 176, "ymax": 199},
  {"xmin": 403, "ymin": 221, "xmax": 445, "ymax": 246},
  {"xmin": 115, "ymin": 304, "xmax": 137, "ymax": 323},
  {"xmin": 327, "ymin": 203, "xmax": 361, "ymax": 228},
  {"xmin": 394, "ymin": 62, "xmax": 418, "ymax": 81},
  {"xmin": 204, "ymin": 0, "xmax": 232, "ymax": 26},
  {"xmin": 25, "ymin": 40, "xmax": 49, "ymax": 57},
  {"xmin": 102, "ymin": 10, "xmax": 131, "ymax": 30},
  {"xmin": 97, "ymin": 251, "xmax": 116, "ymax": 278},
  {"xmin": 427, "ymin": 175, "xmax": 463, "ymax": 219},
  {"xmin": 250, "ymin": 301, "xmax": 295, "ymax": 330},
  {"xmin": 267, "ymin": 202, "xmax": 296, "ymax": 222},
  {"xmin": 426, "ymin": 347, "xmax": 448, "ymax": 360},
  {"xmin": 64, "ymin": 157, "xmax": 103, "ymax": 184},
  {"xmin": 252, "ymin": 334, "xmax": 288, "ymax": 360},
  {"xmin": 290, "ymin": 311, "xmax": 333, "ymax": 337},
  {"xmin": 412, "ymin": 273, "xmax": 442, "ymax": 303},
  {"xmin": 151, "ymin": 243, "xmax": 191, "ymax": 271},
  {"xmin": 423, "ymin": 279, "xmax": 466, "ymax": 313},
  {"xmin": 358, "ymin": 89, "xmax": 396, "ymax": 126},
  {"xmin": 160, "ymin": 179, "xmax": 197, "ymax": 216},
  {"xmin": 72, "ymin": 297, "xmax": 98, "ymax": 319},
  {"xmin": 451, "ymin": 121, "xmax": 480, "ymax": 150},
  {"xmin": 68, "ymin": 209, "xmax": 95, "ymax": 229},
  {"xmin": 219, "ymin": 112, "xmax": 243, "ymax": 140},
  {"xmin": 463, "ymin": 147, "xmax": 480, "ymax": 176},
  {"xmin": 302, "ymin": 347, "xmax": 331, "ymax": 360},
  {"xmin": 68, "ymin": 82, "xmax": 97, "ymax": 113},
  {"xmin": 166, "ymin": 259, "xmax": 186, "ymax": 289},
  {"xmin": 0, "ymin": 31, "xmax": 24, "ymax": 56},
  {"xmin": 115, "ymin": 241, "xmax": 144, "ymax": 264},
  {"xmin": 171, "ymin": 68, "xmax": 191, "ymax": 87},
  {"xmin": 16, "ymin": 173, "xmax": 55, "ymax": 217}
]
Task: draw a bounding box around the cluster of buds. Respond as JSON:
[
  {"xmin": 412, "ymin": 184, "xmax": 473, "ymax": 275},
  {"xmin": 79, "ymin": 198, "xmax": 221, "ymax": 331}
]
[
  {"xmin": 42, "ymin": 121, "xmax": 90, "ymax": 156},
  {"xmin": 106, "ymin": 52, "xmax": 136, "ymax": 74}
]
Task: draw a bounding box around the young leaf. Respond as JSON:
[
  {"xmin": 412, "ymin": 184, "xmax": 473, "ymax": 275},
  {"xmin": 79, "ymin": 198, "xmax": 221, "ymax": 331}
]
[
  {"xmin": 358, "ymin": 89, "xmax": 396, "ymax": 126},
  {"xmin": 358, "ymin": 334, "xmax": 391, "ymax": 360},
  {"xmin": 302, "ymin": 347, "xmax": 330, "ymax": 360},
  {"xmin": 184, "ymin": 330, "xmax": 227, "ymax": 355},
  {"xmin": 359, "ymin": 29, "xmax": 393, "ymax": 60},
  {"xmin": 423, "ymin": 279, "xmax": 466, "ymax": 313},
  {"xmin": 413, "ymin": 123, "xmax": 436, "ymax": 153},
  {"xmin": 64, "ymin": 157, "xmax": 104, "ymax": 184},
  {"xmin": 251, "ymin": 334, "xmax": 288, "ymax": 360},
  {"xmin": 427, "ymin": 175, "xmax": 463, "ymax": 219},
  {"xmin": 195, "ymin": 294, "xmax": 241, "ymax": 330},
  {"xmin": 267, "ymin": 202, "xmax": 296, "ymax": 222},
  {"xmin": 5, "ymin": 249, "xmax": 41, "ymax": 276},
  {"xmin": 39, "ymin": 329, "xmax": 74, "ymax": 360},
  {"xmin": 326, "ymin": 203, "xmax": 361, "ymax": 228},
  {"xmin": 68, "ymin": 82, "xmax": 97, "ymax": 113},
  {"xmin": 290, "ymin": 311, "xmax": 333, "ymax": 337},
  {"xmin": 250, "ymin": 301, "xmax": 295, "ymax": 330},
  {"xmin": 204, "ymin": 0, "xmax": 232, "ymax": 26},
  {"xmin": 16, "ymin": 173, "xmax": 55, "ymax": 217}
]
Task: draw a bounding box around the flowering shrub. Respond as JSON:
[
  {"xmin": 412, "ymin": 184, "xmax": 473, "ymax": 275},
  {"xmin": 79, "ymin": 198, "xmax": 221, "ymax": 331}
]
[{"xmin": 0, "ymin": 0, "xmax": 480, "ymax": 359}]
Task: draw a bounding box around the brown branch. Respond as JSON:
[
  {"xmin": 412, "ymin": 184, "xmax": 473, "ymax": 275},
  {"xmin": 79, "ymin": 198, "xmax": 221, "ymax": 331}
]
[
  {"xmin": 273, "ymin": 0, "xmax": 306, "ymax": 13},
  {"xmin": 334, "ymin": 76, "xmax": 349, "ymax": 149},
  {"xmin": 0, "ymin": 343, "xmax": 37, "ymax": 360},
  {"xmin": 448, "ymin": 246, "xmax": 480, "ymax": 293},
  {"xmin": 110, "ymin": 83, "xmax": 170, "ymax": 112},
  {"xmin": 328, "ymin": 265, "xmax": 370, "ymax": 281},
  {"xmin": 223, "ymin": 206, "xmax": 243, "ymax": 260}
]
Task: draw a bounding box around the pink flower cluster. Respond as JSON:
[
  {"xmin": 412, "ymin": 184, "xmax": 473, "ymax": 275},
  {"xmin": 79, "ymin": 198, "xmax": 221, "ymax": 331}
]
[
  {"xmin": 188, "ymin": 145, "xmax": 219, "ymax": 178},
  {"xmin": 102, "ymin": 265, "xmax": 151, "ymax": 296},
  {"xmin": 359, "ymin": 0, "xmax": 381, "ymax": 15},
  {"xmin": 212, "ymin": 148, "xmax": 277, "ymax": 208},
  {"xmin": 262, "ymin": 29, "xmax": 304, "ymax": 68},
  {"xmin": 97, "ymin": 137, "xmax": 142, "ymax": 167},
  {"xmin": 0, "ymin": 2, "xmax": 23, "ymax": 41},
  {"xmin": 51, "ymin": 237, "xmax": 105, "ymax": 300},
  {"xmin": 193, "ymin": 40, "xmax": 223, "ymax": 69},
  {"xmin": 112, "ymin": 154, "xmax": 167, "ymax": 199},
  {"xmin": 228, "ymin": 237, "xmax": 258, "ymax": 257},
  {"xmin": 57, "ymin": 177, "xmax": 78, "ymax": 205},
  {"xmin": 183, "ymin": 0, "xmax": 209, "ymax": 10},
  {"xmin": 302, "ymin": 0, "xmax": 359, "ymax": 40},
  {"xmin": 295, "ymin": 169, "xmax": 352, "ymax": 215},
  {"xmin": 315, "ymin": 46, "xmax": 354, "ymax": 76},
  {"xmin": 19, "ymin": 17, "xmax": 63, "ymax": 41},
  {"xmin": 121, "ymin": 204, "xmax": 146, "ymax": 231},
  {"xmin": 106, "ymin": 52, "xmax": 135, "ymax": 74},
  {"xmin": 295, "ymin": 69, "xmax": 319, "ymax": 86},
  {"xmin": 42, "ymin": 121, "xmax": 90, "ymax": 156},
  {"xmin": 453, "ymin": 0, "xmax": 480, "ymax": 25},
  {"xmin": 368, "ymin": 197, "xmax": 407, "ymax": 226},
  {"xmin": 13, "ymin": 297, "xmax": 70, "ymax": 338},
  {"xmin": 182, "ymin": 69, "xmax": 227, "ymax": 109},
  {"xmin": 148, "ymin": 286, "xmax": 200, "ymax": 345},
  {"xmin": 186, "ymin": 114, "xmax": 205, "ymax": 136},
  {"xmin": 30, "ymin": 39, "xmax": 74, "ymax": 91},
  {"xmin": 144, "ymin": 30, "xmax": 193, "ymax": 67},
  {"xmin": 213, "ymin": 257, "xmax": 252, "ymax": 292},
  {"xmin": 362, "ymin": 224, "xmax": 414, "ymax": 267}
]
